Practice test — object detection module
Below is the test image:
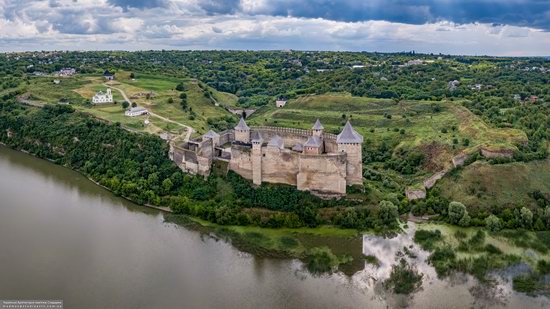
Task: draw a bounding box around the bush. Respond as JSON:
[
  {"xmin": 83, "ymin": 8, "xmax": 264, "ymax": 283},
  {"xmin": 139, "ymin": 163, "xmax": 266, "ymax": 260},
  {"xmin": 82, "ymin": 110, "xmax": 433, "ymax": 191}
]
[
  {"xmin": 485, "ymin": 214, "xmax": 502, "ymax": 232},
  {"xmin": 428, "ymin": 246, "xmax": 456, "ymax": 277},
  {"xmin": 520, "ymin": 207, "xmax": 533, "ymax": 228},
  {"xmin": 414, "ymin": 229, "xmax": 442, "ymax": 251},
  {"xmin": 378, "ymin": 200, "xmax": 399, "ymax": 227},
  {"xmin": 513, "ymin": 274, "xmax": 539, "ymax": 293},
  {"xmin": 385, "ymin": 258, "xmax": 423, "ymax": 294},
  {"xmin": 448, "ymin": 201, "xmax": 467, "ymax": 225},
  {"xmin": 304, "ymin": 247, "xmax": 340, "ymax": 274}
]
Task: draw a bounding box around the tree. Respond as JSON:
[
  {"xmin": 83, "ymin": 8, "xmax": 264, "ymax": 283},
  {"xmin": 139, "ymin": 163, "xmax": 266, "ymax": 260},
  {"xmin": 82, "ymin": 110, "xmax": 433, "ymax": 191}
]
[
  {"xmin": 448, "ymin": 201, "xmax": 467, "ymax": 225},
  {"xmin": 180, "ymin": 100, "xmax": 188, "ymax": 110},
  {"xmin": 121, "ymin": 101, "xmax": 129, "ymax": 109},
  {"xmin": 485, "ymin": 215, "xmax": 502, "ymax": 232},
  {"xmin": 130, "ymin": 72, "xmax": 135, "ymax": 79},
  {"xmin": 542, "ymin": 206, "xmax": 550, "ymax": 229},
  {"xmin": 378, "ymin": 200, "xmax": 399, "ymax": 227},
  {"xmin": 131, "ymin": 102, "xmax": 137, "ymax": 108},
  {"xmin": 175, "ymin": 83, "xmax": 185, "ymax": 91},
  {"xmin": 167, "ymin": 97, "xmax": 174, "ymax": 104},
  {"xmin": 520, "ymin": 207, "xmax": 533, "ymax": 229},
  {"xmin": 161, "ymin": 178, "xmax": 173, "ymax": 195},
  {"xmin": 458, "ymin": 212, "xmax": 471, "ymax": 227}
]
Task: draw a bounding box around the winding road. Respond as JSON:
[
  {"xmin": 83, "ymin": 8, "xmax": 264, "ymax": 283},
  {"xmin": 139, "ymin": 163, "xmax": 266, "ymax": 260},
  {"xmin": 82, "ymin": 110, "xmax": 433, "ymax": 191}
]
[{"xmin": 106, "ymin": 83, "xmax": 195, "ymax": 141}]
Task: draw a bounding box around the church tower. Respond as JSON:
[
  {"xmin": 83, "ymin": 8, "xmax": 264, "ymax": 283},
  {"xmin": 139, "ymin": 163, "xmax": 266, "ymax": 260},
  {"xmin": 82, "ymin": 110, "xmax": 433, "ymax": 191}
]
[
  {"xmin": 234, "ymin": 117, "xmax": 250, "ymax": 143},
  {"xmin": 337, "ymin": 121, "xmax": 363, "ymax": 186}
]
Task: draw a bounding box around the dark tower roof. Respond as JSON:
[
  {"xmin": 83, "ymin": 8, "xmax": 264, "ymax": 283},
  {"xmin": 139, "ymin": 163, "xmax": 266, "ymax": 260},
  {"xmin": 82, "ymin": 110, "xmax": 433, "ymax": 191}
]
[
  {"xmin": 312, "ymin": 119, "xmax": 324, "ymax": 130},
  {"xmin": 337, "ymin": 121, "xmax": 363, "ymax": 143},
  {"xmin": 235, "ymin": 117, "xmax": 250, "ymax": 130}
]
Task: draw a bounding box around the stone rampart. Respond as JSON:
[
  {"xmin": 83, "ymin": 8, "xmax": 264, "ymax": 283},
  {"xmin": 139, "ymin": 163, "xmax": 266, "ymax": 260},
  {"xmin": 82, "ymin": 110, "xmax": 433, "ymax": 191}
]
[{"xmin": 297, "ymin": 153, "xmax": 347, "ymax": 194}]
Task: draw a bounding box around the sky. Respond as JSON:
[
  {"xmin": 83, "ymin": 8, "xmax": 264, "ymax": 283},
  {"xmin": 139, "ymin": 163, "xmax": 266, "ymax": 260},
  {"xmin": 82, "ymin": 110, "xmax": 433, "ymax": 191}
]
[{"xmin": 1, "ymin": 0, "xmax": 550, "ymax": 56}]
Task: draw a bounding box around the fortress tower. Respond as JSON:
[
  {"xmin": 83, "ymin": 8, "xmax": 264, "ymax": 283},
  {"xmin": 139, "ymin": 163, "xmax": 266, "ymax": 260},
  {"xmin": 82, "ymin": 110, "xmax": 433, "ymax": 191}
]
[
  {"xmin": 251, "ymin": 132, "xmax": 263, "ymax": 186},
  {"xmin": 337, "ymin": 121, "xmax": 363, "ymax": 185},
  {"xmin": 234, "ymin": 117, "xmax": 250, "ymax": 143},
  {"xmin": 312, "ymin": 119, "xmax": 324, "ymax": 137}
]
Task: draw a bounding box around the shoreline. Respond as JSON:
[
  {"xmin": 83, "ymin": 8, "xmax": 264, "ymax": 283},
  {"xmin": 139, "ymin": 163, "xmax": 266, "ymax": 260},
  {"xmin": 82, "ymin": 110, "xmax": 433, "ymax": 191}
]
[{"xmin": 0, "ymin": 143, "xmax": 173, "ymax": 214}]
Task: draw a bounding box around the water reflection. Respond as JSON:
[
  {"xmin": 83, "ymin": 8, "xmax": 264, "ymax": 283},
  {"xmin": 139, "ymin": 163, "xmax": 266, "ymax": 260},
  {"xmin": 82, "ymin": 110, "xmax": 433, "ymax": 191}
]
[
  {"xmin": 1, "ymin": 146, "xmax": 549, "ymax": 309},
  {"xmin": 359, "ymin": 223, "xmax": 550, "ymax": 308}
]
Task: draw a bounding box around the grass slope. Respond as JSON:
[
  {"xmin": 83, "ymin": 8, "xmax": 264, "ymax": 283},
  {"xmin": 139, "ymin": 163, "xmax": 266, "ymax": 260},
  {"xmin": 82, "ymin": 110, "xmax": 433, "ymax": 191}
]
[
  {"xmin": 249, "ymin": 93, "xmax": 526, "ymax": 187},
  {"xmin": 437, "ymin": 156, "xmax": 550, "ymax": 209},
  {"xmin": 25, "ymin": 72, "xmax": 235, "ymax": 135}
]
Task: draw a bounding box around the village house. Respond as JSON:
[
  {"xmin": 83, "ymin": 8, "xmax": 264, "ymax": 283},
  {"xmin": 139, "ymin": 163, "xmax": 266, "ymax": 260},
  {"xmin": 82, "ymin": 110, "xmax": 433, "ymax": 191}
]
[
  {"xmin": 125, "ymin": 106, "xmax": 148, "ymax": 117},
  {"xmin": 57, "ymin": 68, "xmax": 76, "ymax": 77},
  {"xmin": 275, "ymin": 99, "xmax": 287, "ymax": 108},
  {"xmin": 92, "ymin": 88, "xmax": 113, "ymax": 104},
  {"xmin": 170, "ymin": 118, "xmax": 363, "ymax": 196},
  {"xmin": 103, "ymin": 70, "xmax": 115, "ymax": 80}
]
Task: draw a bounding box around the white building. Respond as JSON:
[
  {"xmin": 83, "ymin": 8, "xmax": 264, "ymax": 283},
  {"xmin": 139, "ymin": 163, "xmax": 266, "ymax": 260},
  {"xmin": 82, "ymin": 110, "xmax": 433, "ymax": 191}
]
[
  {"xmin": 275, "ymin": 99, "xmax": 287, "ymax": 108},
  {"xmin": 92, "ymin": 88, "xmax": 113, "ymax": 104},
  {"xmin": 125, "ymin": 106, "xmax": 148, "ymax": 117},
  {"xmin": 58, "ymin": 68, "xmax": 76, "ymax": 76}
]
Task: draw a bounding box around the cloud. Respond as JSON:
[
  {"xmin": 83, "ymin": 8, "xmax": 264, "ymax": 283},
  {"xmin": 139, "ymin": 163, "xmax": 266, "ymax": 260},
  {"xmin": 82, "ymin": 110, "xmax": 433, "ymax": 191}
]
[
  {"xmin": 199, "ymin": 0, "xmax": 241, "ymax": 15},
  {"xmin": 211, "ymin": 0, "xmax": 550, "ymax": 31},
  {"xmin": 0, "ymin": 0, "xmax": 549, "ymax": 55},
  {"xmin": 107, "ymin": 0, "xmax": 169, "ymax": 10}
]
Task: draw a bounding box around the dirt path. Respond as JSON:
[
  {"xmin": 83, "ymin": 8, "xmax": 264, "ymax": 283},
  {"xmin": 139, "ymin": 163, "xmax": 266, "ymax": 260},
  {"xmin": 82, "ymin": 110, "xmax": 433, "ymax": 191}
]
[{"xmin": 106, "ymin": 83, "xmax": 195, "ymax": 141}]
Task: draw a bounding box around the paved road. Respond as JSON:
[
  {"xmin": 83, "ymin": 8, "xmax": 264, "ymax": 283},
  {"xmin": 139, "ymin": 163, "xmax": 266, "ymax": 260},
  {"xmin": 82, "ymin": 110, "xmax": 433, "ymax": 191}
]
[{"xmin": 106, "ymin": 83, "xmax": 195, "ymax": 141}]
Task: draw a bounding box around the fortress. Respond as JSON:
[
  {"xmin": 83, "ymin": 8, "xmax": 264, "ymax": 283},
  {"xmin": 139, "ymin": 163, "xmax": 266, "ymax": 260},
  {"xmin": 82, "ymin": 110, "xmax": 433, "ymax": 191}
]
[{"xmin": 169, "ymin": 118, "xmax": 363, "ymax": 196}]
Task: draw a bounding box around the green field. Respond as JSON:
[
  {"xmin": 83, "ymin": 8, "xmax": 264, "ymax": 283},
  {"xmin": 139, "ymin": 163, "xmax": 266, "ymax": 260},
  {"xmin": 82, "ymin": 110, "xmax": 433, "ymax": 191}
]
[
  {"xmin": 437, "ymin": 155, "xmax": 550, "ymax": 210},
  {"xmin": 23, "ymin": 72, "xmax": 236, "ymax": 136},
  {"xmin": 250, "ymin": 93, "xmax": 526, "ymax": 172}
]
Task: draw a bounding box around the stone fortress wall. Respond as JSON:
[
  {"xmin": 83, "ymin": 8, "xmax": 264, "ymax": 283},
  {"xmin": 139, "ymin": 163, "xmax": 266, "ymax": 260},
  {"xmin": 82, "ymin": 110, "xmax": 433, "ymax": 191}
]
[{"xmin": 170, "ymin": 118, "xmax": 363, "ymax": 196}]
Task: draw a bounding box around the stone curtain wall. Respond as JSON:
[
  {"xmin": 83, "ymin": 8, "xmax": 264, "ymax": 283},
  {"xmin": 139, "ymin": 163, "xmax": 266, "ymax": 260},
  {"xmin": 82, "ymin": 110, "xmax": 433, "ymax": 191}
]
[
  {"xmin": 230, "ymin": 145, "xmax": 253, "ymax": 179},
  {"xmin": 218, "ymin": 129, "xmax": 235, "ymax": 145},
  {"xmin": 297, "ymin": 153, "xmax": 347, "ymax": 194},
  {"xmin": 260, "ymin": 147, "xmax": 300, "ymax": 186}
]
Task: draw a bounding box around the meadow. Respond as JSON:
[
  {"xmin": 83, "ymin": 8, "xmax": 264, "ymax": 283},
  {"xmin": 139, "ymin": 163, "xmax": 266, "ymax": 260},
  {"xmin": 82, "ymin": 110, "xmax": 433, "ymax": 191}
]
[
  {"xmin": 437, "ymin": 155, "xmax": 550, "ymax": 209},
  {"xmin": 248, "ymin": 93, "xmax": 527, "ymax": 192},
  {"xmin": 22, "ymin": 71, "xmax": 236, "ymax": 136}
]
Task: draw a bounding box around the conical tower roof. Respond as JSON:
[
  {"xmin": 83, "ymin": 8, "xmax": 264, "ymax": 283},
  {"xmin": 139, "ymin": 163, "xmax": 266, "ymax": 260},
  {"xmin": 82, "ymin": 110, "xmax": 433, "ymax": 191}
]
[
  {"xmin": 203, "ymin": 130, "xmax": 220, "ymax": 138},
  {"xmin": 251, "ymin": 131, "xmax": 263, "ymax": 143},
  {"xmin": 267, "ymin": 135, "xmax": 284, "ymax": 149},
  {"xmin": 312, "ymin": 119, "xmax": 324, "ymax": 130},
  {"xmin": 337, "ymin": 121, "xmax": 363, "ymax": 143},
  {"xmin": 235, "ymin": 117, "xmax": 250, "ymax": 130}
]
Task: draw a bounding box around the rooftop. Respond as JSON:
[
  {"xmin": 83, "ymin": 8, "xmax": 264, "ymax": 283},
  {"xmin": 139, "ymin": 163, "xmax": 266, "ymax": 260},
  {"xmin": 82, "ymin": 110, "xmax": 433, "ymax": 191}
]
[
  {"xmin": 336, "ymin": 121, "xmax": 363, "ymax": 144},
  {"xmin": 312, "ymin": 119, "xmax": 324, "ymax": 130},
  {"xmin": 203, "ymin": 130, "xmax": 220, "ymax": 139},
  {"xmin": 235, "ymin": 117, "xmax": 250, "ymax": 130},
  {"xmin": 304, "ymin": 136, "xmax": 322, "ymax": 148},
  {"xmin": 128, "ymin": 106, "xmax": 147, "ymax": 112},
  {"xmin": 267, "ymin": 135, "xmax": 284, "ymax": 149},
  {"xmin": 251, "ymin": 131, "xmax": 263, "ymax": 143}
]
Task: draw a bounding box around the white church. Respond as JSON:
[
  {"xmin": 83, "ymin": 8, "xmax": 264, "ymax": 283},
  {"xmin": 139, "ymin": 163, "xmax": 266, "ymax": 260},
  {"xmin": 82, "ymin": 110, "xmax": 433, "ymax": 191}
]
[{"xmin": 92, "ymin": 88, "xmax": 113, "ymax": 104}]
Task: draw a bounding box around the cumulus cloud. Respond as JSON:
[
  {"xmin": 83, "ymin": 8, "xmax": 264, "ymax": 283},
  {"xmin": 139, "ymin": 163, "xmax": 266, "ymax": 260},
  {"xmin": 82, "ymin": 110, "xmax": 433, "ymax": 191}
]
[{"xmin": 0, "ymin": 0, "xmax": 549, "ymax": 55}]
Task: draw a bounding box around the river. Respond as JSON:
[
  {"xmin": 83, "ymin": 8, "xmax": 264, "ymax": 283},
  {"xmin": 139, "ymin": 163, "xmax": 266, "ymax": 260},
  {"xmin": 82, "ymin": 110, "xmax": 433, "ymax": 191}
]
[{"xmin": 0, "ymin": 146, "xmax": 548, "ymax": 308}]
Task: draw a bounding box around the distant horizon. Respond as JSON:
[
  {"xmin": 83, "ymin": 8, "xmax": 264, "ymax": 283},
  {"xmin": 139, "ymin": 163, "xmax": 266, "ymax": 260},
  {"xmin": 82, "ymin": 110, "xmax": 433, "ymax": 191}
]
[
  {"xmin": 2, "ymin": 1, "xmax": 550, "ymax": 56},
  {"xmin": 2, "ymin": 48, "xmax": 550, "ymax": 59}
]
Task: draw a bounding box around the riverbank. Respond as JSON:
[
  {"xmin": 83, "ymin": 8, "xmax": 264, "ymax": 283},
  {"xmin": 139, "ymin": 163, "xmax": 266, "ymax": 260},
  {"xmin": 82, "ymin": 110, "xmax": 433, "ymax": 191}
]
[
  {"xmin": 1, "ymin": 143, "xmax": 549, "ymax": 305},
  {"xmin": 0, "ymin": 143, "xmax": 364, "ymax": 273}
]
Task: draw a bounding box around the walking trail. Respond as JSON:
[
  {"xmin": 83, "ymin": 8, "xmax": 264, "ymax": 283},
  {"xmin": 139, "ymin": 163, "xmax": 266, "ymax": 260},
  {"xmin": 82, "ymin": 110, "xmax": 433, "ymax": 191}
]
[{"xmin": 106, "ymin": 83, "xmax": 195, "ymax": 141}]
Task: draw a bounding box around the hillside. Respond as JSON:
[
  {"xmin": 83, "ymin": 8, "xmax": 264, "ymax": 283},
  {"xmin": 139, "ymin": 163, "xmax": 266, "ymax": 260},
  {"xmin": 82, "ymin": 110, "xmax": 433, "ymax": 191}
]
[
  {"xmin": 249, "ymin": 93, "xmax": 528, "ymax": 196},
  {"xmin": 21, "ymin": 71, "xmax": 237, "ymax": 137},
  {"xmin": 437, "ymin": 154, "xmax": 550, "ymax": 211}
]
